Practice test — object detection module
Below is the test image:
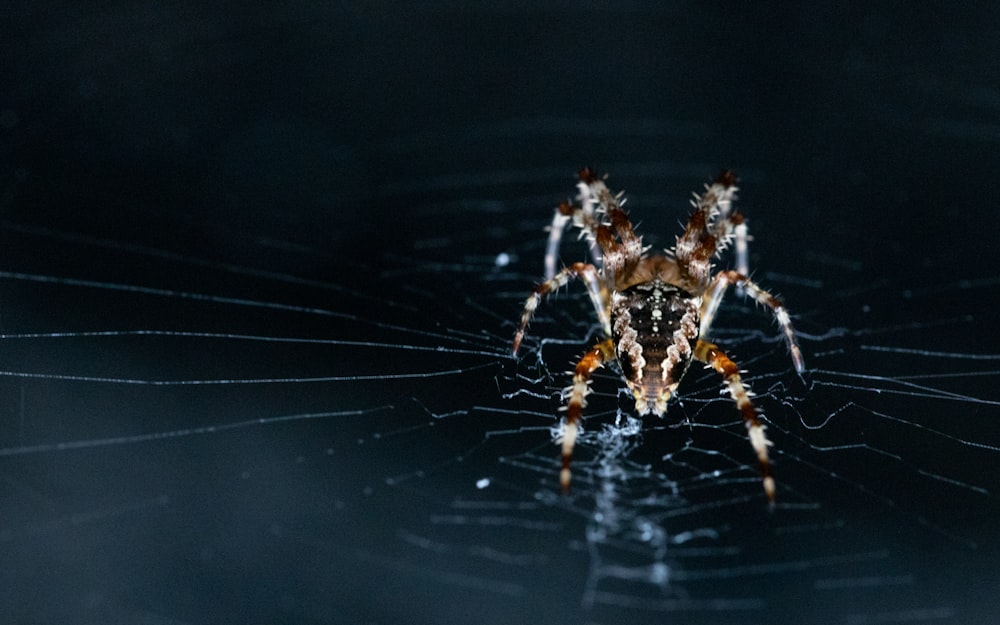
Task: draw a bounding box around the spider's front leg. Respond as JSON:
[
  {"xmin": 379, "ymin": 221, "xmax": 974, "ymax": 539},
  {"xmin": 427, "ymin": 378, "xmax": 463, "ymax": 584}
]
[
  {"xmin": 694, "ymin": 339, "xmax": 776, "ymax": 505},
  {"xmin": 559, "ymin": 339, "xmax": 615, "ymax": 491}
]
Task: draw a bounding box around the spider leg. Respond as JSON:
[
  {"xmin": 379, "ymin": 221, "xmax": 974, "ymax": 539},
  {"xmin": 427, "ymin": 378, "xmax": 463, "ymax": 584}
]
[
  {"xmin": 544, "ymin": 200, "xmax": 604, "ymax": 280},
  {"xmin": 560, "ymin": 338, "xmax": 616, "ymax": 491},
  {"xmin": 733, "ymin": 221, "xmax": 749, "ymax": 295},
  {"xmin": 694, "ymin": 339, "xmax": 776, "ymax": 505},
  {"xmin": 674, "ymin": 171, "xmax": 740, "ymax": 290},
  {"xmin": 699, "ymin": 270, "xmax": 805, "ymax": 373},
  {"xmin": 706, "ymin": 180, "xmax": 748, "ymax": 278},
  {"xmin": 578, "ymin": 168, "xmax": 644, "ymax": 275},
  {"xmin": 512, "ymin": 262, "xmax": 610, "ymax": 355},
  {"xmin": 544, "ymin": 208, "xmax": 572, "ymax": 280}
]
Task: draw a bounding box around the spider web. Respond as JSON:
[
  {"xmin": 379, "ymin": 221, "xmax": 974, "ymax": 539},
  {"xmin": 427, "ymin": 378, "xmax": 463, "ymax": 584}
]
[
  {"xmin": 3, "ymin": 3, "xmax": 1000, "ymax": 624},
  {"xmin": 0, "ymin": 155, "xmax": 996, "ymax": 625}
]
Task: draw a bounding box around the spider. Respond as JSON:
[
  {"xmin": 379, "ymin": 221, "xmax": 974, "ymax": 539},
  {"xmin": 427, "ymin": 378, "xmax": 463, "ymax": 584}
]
[{"xmin": 512, "ymin": 168, "xmax": 804, "ymax": 504}]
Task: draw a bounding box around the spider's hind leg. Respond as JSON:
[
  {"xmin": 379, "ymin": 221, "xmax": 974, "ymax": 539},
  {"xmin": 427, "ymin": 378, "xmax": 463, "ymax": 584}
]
[
  {"xmin": 694, "ymin": 339, "xmax": 776, "ymax": 505},
  {"xmin": 559, "ymin": 338, "xmax": 616, "ymax": 491}
]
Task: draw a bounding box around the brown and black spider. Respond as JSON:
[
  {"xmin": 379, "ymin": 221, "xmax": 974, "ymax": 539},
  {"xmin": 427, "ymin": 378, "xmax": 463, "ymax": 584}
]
[{"xmin": 513, "ymin": 168, "xmax": 804, "ymax": 504}]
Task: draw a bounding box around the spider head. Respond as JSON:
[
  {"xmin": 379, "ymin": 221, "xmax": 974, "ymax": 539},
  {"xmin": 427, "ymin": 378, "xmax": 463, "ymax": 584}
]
[{"xmin": 611, "ymin": 280, "xmax": 700, "ymax": 416}]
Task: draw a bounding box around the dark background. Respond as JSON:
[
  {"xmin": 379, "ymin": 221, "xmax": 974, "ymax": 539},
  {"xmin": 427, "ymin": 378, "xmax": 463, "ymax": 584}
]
[{"xmin": 2, "ymin": 3, "xmax": 999, "ymax": 624}]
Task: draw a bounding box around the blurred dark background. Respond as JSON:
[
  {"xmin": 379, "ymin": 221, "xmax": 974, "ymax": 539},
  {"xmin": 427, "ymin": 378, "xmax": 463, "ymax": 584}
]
[
  {"xmin": 2, "ymin": 3, "xmax": 999, "ymax": 624},
  {"xmin": 7, "ymin": 3, "xmax": 999, "ymax": 266}
]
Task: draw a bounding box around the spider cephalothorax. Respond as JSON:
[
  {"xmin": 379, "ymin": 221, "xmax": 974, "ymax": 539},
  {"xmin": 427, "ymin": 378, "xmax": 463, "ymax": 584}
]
[{"xmin": 513, "ymin": 168, "xmax": 804, "ymax": 504}]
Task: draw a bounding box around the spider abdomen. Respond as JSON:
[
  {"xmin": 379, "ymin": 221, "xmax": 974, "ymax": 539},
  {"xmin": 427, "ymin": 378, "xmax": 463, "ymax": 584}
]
[{"xmin": 611, "ymin": 280, "xmax": 700, "ymax": 415}]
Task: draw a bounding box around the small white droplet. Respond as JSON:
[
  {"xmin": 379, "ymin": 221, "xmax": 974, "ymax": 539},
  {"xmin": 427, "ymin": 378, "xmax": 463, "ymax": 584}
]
[
  {"xmin": 476, "ymin": 478, "xmax": 491, "ymax": 489},
  {"xmin": 494, "ymin": 252, "xmax": 511, "ymax": 267}
]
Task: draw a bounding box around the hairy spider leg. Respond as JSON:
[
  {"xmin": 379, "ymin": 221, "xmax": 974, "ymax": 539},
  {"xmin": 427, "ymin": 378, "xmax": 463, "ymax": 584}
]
[
  {"xmin": 707, "ymin": 194, "xmax": 746, "ymax": 267},
  {"xmin": 543, "ymin": 209, "xmax": 572, "ymax": 280},
  {"xmin": 702, "ymin": 172, "xmax": 750, "ymax": 290},
  {"xmin": 710, "ymin": 170, "xmax": 738, "ymax": 222},
  {"xmin": 560, "ymin": 338, "xmax": 616, "ymax": 491},
  {"xmin": 694, "ymin": 339, "xmax": 776, "ymax": 505},
  {"xmin": 674, "ymin": 171, "xmax": 740, "ymax": 290},
  {"xmin": 543, "ymin": 169, "xmax": 645, "ymax": 282},
  {"xmin": 733, "ymin": 221, "xmax": 749, "ymax": 291},
  {"xmin": 706, "ymin": 191, "xmax": 749, "ymax": 293},
  {"xmin": 578, "ymin": 168, "xmax": 644, "ymax": 276},
  {"xmin": 544, "ymin": 200, "xmax": 604, "ymax": 280},
  {"xmin": 699, "ymin": 270, "xmax": 805, "ymax": 373},
  {"xmin": 512, "ymin": 262, "xmax": 610, "ymax": 355}
]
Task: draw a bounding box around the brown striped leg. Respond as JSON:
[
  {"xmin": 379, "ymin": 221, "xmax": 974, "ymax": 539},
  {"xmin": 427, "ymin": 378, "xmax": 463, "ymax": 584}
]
[
  {"xmin": 560, "ymin": 338, "xmax": 616, "ymax": 491},
  {"xmin": 699, "ymin": 269, "xmax": 805, "ymax": 374},
  {"xmin": 674, "ymin": 171, "xmax": 739, "ymax": 287},
  {"xmin": 577, "ymin": 168, "xmax": 643, "ymax": 274},
  {"xmin": 512, "ymin": 262, "xmax": 607, "ymax": 355},
  {"xmin": 694, "ymin": 339, "xmax": 776, "ymax": 505}
]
